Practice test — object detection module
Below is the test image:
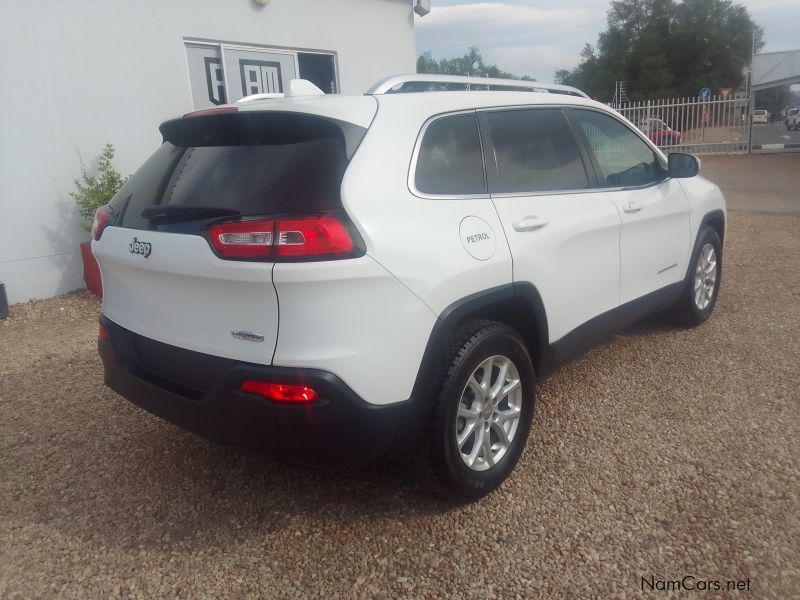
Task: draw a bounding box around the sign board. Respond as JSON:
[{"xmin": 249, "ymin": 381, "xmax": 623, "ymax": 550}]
[
  {"xmin": 184, "ymin": 42, "xmax": 336, "ymax": 109},
  {"xmin": 699, "ymin": 87, "xmax": 712, "ymax": 101},
  {"xmin": 720, "ymin": 87, "xmax": 733, "ymax": 100}
]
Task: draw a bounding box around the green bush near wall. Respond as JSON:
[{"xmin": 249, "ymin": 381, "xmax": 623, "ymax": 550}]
[{"xmin": 71, "ymin": 144, "xmax": 128, "ymax": 231}]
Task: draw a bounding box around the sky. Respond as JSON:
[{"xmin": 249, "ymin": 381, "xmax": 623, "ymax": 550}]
[{"xmin": 414, "ymin": 0, "xmax": 800, "ymax": 83}]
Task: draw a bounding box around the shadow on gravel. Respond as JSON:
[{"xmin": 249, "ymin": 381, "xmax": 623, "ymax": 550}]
[
  {"xmin": 8, "ymin": 312, "xmax": 681, "ymax": 554},
  {"xmin": 615, "ymin": 312, "xmax": 680, "ymax": 338},
  {"xmin": 12, "ymin": 360, "xmax": 455, "ymax": 552}
]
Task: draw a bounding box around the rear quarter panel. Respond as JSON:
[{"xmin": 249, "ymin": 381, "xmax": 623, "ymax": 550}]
[
  {"xmin": 271, "ymin": 256, "xmax": 437, "ymax": 405},
  {"xmin": 340, "ymin": 99, "xmax": 514, "ymax": 317}
]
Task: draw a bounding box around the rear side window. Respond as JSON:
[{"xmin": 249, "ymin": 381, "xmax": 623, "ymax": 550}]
[
  {"xmin": 574, "ymin": 109, "xmax": 664, "ymax": 188},
  {"xmin": 414, "ymin": 113, "xmax": 485, "ymax": 196},
  {"xmin": 109, "ymin": 112, "xmax": 364, "ymax": 232},
  {"xmin": 483, "ymin": 108, "xmax": 590, "ymax": 194}
]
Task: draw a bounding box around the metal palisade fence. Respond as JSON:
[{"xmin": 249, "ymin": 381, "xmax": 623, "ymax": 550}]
[{"xmin": 612, "ymin": 94, "xmax": 751, "ymax": 155}]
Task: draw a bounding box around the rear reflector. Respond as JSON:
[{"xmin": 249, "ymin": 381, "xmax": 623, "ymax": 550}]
[
  {"xmin": 208, "ymin": 215, "xmax": 356, "ymax": 261},
  {"xmin": 99, "ymin": 323, "xmax": 109, "ymax": 341},
  {"xmin": 91, "ymin": 206, "xmax": 111, "ymax": 241},
  {"xmin": 241, "ymin": 380, "xmax": 319, "ymax": 403}
]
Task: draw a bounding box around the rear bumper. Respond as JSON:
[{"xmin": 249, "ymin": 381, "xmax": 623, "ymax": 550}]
[{"xmin": 98, "ymin": 316, "xmax": 417, "ymax": 466}]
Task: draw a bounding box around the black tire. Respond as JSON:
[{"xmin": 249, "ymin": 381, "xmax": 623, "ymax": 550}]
[
  {"xmin": 412, "ymin": 320, "xmax": 535, "ymax": 502},
  {"xmin": 667, "ymin": 226, "xmax": 722, "ymax": 327}
]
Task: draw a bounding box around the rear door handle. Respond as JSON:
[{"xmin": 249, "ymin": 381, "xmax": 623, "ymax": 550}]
[
  {"xmin": 512, "ymin": 216, "xmax": 549, "ymax": 232},
  {"xmin": 622, "ymin": 201, "xmax": 644, "ymax": 214}
]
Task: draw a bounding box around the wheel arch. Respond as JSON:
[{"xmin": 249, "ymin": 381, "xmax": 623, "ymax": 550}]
[
  {"xmin": 409, "ymin": 284, "xmax": 550, "ymax": 409},
  {"xmin": 701, "ymin": 209, "xmax": 726, "ymax": 246},
  {"xmin": 440, "ymin": 283, "xmax": 549, "ymax": 373},
  {"xmin": 391, "ymin": 283, "xmax": 550, "ymax": 457}
]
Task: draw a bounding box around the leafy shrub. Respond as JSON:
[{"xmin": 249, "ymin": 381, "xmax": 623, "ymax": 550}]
[{"xmin": 71, "ymin": 144, "xmax": 127, "ymax": 231}]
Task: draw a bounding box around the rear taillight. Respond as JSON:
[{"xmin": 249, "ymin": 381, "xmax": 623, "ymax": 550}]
[
  {"xmin": 91, "ymin": 205, "xmax": 111, "ymax": 241},
  {"xmin": 241, "ymin": 380, "xmax": 319, "ymax": 403},
  {"xmin": 208, "ymin": 220, "xmax": 275, "ymax": 259},
  {"xmin": 208, "ymin": 215, "xmax": 357, "ymax": 261}
]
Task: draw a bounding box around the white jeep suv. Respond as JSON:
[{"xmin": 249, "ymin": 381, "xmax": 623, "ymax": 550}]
[{"xmin": 93, "ymin": 75, "xmax": 726, "ymax": 501}]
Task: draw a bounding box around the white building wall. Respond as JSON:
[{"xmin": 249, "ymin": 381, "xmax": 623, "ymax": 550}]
[{"xmin": 0, "ymin": 0, "xmax": 416, "ymax": 304}]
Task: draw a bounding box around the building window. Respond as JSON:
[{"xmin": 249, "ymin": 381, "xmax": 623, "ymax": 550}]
[{"xmin": 185, "ymin": 40, "xmax": 338, "ymax": 108}]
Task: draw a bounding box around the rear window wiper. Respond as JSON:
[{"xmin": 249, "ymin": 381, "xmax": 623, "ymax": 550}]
[{"xmin": 141, "ymin": 205, "xmax": 240, "ymax": 221}]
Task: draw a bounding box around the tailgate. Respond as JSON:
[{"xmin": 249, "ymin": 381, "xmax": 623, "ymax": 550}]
[
  {"xmin": 94, "ymin": 226, "xmax": 277, "ymax": 364},
  {"xmin": 91, "ymin": 106, "xmax": 372, "ymax": 366}
]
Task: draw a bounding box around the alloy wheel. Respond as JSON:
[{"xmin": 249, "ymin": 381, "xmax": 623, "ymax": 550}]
[
  {"xmin": 455, "ymin": 355, "xmax": 523, "ymax": 472},
  {"xmin": 694, "ymin": 243, "xmax": 717, "ymax": 310}
]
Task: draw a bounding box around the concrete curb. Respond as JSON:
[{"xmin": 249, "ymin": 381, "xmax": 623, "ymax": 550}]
[{"xmin": 752, "ymin": 143, "xmax": 800, "ymax": 150}]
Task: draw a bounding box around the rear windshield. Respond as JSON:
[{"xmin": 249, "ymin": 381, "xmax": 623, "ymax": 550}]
[{"xmin": 110, "ymin": 112, "xmax": 365, "ymax": 232}]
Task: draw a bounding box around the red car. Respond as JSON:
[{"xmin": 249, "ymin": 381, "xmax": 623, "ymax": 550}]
[{"xmin": 637, "ymin": 118, "xmax": 682, "ymax": 146}]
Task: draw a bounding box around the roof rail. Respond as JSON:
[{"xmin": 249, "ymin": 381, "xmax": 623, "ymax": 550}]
[{"xmin": 366, "ymin": 74, "xmax": 589, "ymax": 98}]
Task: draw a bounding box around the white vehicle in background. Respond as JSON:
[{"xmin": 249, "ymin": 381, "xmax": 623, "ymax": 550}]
[
  {"xmin": 92, "ymin": 74, "xmax": 726, "ymax": 501},
  {"xmin": 752, "ymin": 109, "xmax": 770, "ymax": 124},
  {"xmin": 786, "ymin": 107, "xmax": 800, "ymax": 130}
]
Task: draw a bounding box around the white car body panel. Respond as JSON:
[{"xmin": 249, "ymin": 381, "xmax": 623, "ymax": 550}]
[
  {"xmin": 272, "ymin": 256, "xmax": 437, "ymax": 405},
  {"xmin": 490, "ymin": 191, "xmax": 621, "ymax": 342},
  {"xmin": 235, "ymin": 95, "xmax": 378, "ymax": 129},
  {"xmin": 680, "ymin": 175, "xmax": 727, "ymax": 249},
  {"xmin": 94, "ymin": 226, "xmax": 278, "ymax": 364},
  {"xmin": 607, "ymin": 178, "xmax": 692, "ymax": 304}
]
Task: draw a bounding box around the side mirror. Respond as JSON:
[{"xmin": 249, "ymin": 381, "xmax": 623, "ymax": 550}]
[{"xmin": 668, "ymin": 152, "xmax": 700, "ymax": 178}]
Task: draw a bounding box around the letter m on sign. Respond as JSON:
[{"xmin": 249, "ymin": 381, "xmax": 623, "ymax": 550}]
[{"xmin": 239, "ymin": 59, "xmax": 283, "ymax": 96}]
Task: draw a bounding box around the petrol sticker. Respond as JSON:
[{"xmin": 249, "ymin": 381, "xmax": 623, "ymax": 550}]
[{"xmin": 459, "ymin": 216, "xmax": 496, "ymax": 261}]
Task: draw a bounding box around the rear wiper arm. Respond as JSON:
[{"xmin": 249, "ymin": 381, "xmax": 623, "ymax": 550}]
[{"xmin": 141, "ymin": 205, "xmax": 240, "ymax": 221}]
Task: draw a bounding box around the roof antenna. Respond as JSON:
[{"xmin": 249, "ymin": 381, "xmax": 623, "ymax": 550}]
[{"xmin": 287, "ymin": 79, "xmax": 325, "ymax": 97}]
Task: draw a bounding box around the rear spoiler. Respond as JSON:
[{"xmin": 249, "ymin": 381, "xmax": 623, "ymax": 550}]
[{"xmin": 158, "ymin": 109, "xmax": 367, "ymax": 159}]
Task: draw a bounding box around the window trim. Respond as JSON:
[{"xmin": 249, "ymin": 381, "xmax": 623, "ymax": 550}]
[
  {"xmin": 407, "ymin": 110, "xmax": 490, "ymax": 200},
  {"xmin": 566, "ymin": 106, "xmax": 671, "ymax": 192},
  {"xmin": 477, "ymin": 105, "xmax": 598, "ymax": 197},
  {"xmin": 407, "ymin": 103, "xmax": 674, "ymax": 200}
]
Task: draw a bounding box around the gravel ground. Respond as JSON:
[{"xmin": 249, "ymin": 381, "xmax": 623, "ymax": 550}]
[
  {"xmin": 2, "ymin": 168, "xmax": 799, "ymax": 598},
  {"xmin": 700, "ymin": 153, "xmax": 800, "ymax": 214}
]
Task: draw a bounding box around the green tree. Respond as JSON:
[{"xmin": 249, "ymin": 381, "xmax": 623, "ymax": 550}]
[
  {"xmin": 559, "ymin": 0, "xmax": 763, "ymax": 101},
  {"xmin": 417, "ymin": 47, "xmax": 534, "ymax": 81},
  {"xmin": 417, "ymin": 51, "xmax": 439, "ymax": 74}
]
